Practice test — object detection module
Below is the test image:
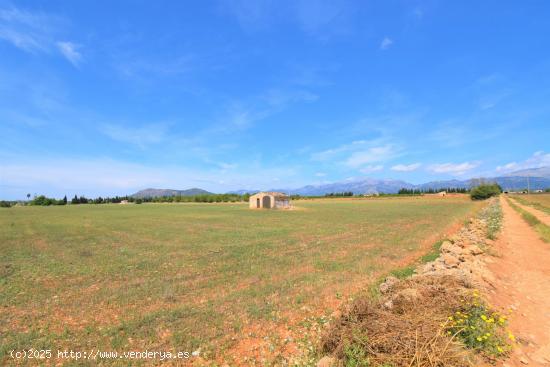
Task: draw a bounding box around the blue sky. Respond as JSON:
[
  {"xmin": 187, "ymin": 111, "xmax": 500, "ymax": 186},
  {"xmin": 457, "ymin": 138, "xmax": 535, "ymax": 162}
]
[{"xmin": 1, "ymin": 0, "xmax": 549, "ymax": 199}]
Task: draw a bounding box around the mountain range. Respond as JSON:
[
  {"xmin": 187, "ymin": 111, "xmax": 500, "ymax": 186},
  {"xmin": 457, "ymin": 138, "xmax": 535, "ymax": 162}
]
[
  {"xmin": 232, "ymin": 167, "xmax": 550, "ymax": 196},
  {"xmin": 132, "ymin": 167, "xmax": 550, "ymax": 198}
]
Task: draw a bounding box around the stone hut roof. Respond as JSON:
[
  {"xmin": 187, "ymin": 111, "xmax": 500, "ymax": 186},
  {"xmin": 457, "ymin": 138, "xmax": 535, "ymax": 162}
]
[{"xmin": 250, "ymin": 191, "xmax": 288, "ymax": 198}]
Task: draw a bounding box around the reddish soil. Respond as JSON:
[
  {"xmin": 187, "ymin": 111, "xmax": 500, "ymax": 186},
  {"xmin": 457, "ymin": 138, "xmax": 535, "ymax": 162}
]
[{"xmin": 486, "ymin": 197, "xmax": 550, "ymax": 366}]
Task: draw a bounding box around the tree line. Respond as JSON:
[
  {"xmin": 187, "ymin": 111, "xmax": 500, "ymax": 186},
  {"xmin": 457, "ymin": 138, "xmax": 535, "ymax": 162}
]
[
  {"xmin": 12, "ymin": 193, "xmax": 252, "ymax": 206},
  {"xmin": 397, "ymin": 187, "xmax": 469, "ymax": 195},
  {"xmin": 325, "ymin": 192, "xmax": 354, "ymax": 197}
]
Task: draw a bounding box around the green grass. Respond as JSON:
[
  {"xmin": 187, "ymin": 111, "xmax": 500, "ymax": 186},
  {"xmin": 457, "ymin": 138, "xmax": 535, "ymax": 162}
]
[
  {"xmin": 507, "ymin": 198, "xmax": 550, "ymax": 243},
  {"xmin": 0, "ymin": 197, "xmax": 480, "ymax": 365}
]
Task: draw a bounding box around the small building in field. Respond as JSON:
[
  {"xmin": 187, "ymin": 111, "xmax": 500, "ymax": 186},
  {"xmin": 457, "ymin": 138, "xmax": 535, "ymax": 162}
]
[
  {"xmin": 437, "ymin": 191, "xmax": 447, "ymax": 197},
  {"xmin": 249, "ymin": 192, "xmax": 291, "ymax": 209},
  {"xmin": 120, "ymin": 200, "xmax": 129, "ymax": 204}
]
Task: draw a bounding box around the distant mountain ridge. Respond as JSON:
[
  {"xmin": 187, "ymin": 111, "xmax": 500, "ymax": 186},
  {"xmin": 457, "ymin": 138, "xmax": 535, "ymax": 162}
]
[
  {"xmin": 506, "ymin": 166, "xmax": 550, "ymax": 178},
  {"xmin": 133, "ymin": 167, "xmax": 550, "ymax": 198},
  {"xmin": 131, "ymin": 188, "xmax": 213, "ymax": 198},
  {"xmin": 262, "ymin": 167, "xmax": 550, "ymax": 195}
]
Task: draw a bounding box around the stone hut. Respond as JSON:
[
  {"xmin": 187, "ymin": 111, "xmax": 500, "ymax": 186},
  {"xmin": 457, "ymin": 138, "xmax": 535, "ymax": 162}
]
[{"xmin": 249, "ymin": 192, "xmax": 291, "ymax": 209}]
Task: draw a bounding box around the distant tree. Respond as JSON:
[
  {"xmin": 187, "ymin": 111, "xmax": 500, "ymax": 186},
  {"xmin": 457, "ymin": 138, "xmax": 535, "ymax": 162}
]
[
  {"xmin": 470, "ymin": 184, "xmax": 502, "ymax": 200},
  {"xmin": 62, "ymin": 195, "xmax": 67, "ymax": 205},
  {"xmin": 71, "ymin": 195, "xmax": 79, "ymax": 204}
]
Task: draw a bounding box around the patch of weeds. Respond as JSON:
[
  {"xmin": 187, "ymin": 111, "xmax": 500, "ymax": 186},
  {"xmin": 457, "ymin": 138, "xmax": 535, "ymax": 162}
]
[
  {"xmin": 446, "ymin": 290, "xmax": 513, "ymax": 359},
  {"xmin": 390, "ymin": 266, "xmax": 415, "ymax": 279},
  {"xmin": 247, "ymin": 300, "xmax": 276, "ymax": 320},
  {"xmin": 0, "ymin": 263, "xmax": 15, "ymax": 279},
  {"xmin": 343, "ymin": 331, "xmax": 370, "ymax": 367},
  {"xmin": 420, "ymin": 240, "xmax": 443, "ymax": 263}
]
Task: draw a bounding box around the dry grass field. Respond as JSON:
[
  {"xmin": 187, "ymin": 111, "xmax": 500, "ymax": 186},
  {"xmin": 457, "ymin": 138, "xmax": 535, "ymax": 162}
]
[
  {"xmin": 0, "ymin": 196, "xmax": 481, "ymax": 365},
  {"xmin": 512, "ymin": 193, "xmax": 550, "ymax": 214}
]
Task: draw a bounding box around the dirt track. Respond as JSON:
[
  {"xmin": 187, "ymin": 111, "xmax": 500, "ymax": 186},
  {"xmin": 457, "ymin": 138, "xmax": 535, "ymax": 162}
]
[
  {"xmin": 486, "ymin": 197, "xmax": 550, "ymax": 366},
  {"xmin": 508, "ymin": 197, "xmax": 550, "ymax": 226}
]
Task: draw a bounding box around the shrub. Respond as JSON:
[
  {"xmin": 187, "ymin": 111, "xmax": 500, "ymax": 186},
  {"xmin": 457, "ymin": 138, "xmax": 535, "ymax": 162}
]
[
  {"xmin": 30, "ymin": 195, "xmax": 56, "ymax": 206},
  {"xmin": 135, "ymin": 198, "xmax": 143, "ymax": 204},
  {"xmin": 0, "ymin": 200, "xmax": 12, "ymax": 208},
  {"xmin": 470, "ymin": 184, "xmax": 502, "ymax": 200}
]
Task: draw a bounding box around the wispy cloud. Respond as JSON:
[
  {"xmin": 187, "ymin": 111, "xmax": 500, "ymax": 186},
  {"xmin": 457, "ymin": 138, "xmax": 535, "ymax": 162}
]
[
  {"xmin": 428, "ymin": 162, "xmax": 479, "ymax": 176},
  {"xmin": 100, "ymin": 123, "xmax": 170, "ymax": 147},
  {"xmin": 0, "ymin": 6, "xmax": 82, "ymax": 64},
  {"xmin": 473, "ymin": 73, "xmax": 512, "ymax": 110},
  {"xmin": 359, "ymin": 164, "xmax": 383, "ymax": 174},
  {"xmin": 0, "ymin": 6, "xmax": 50, "ymax": 52},
  {"xmin": 114, "ymin": 55, "xmax": 194, "ymax": 80},
  {"xmin": 345, "ymin": 145, "xmax": 397, "ymax": 167},
  {"xmin": 496, "ymin": 151, "xmax": 550, "ymax": 173},
  {"xmin": 56, "ymin": 41, "xmax": 82, "ymax": 66},
  {"xmin": 214, "ymin": 87, "xmax": 319, "ymax": 132},
  {"xmin": 311, "ymin": 138, "xmax": 400, "ymax": 175},
  {"xmin": 263, "ymin": 88, "xmax": 319, "ymax": 107},
  {"xmin": 380, "ymin": 37, "xmax": 393, "ymax": 50},
  {"xmin": 391, "ymin": 163, "xmax": 421, "ymax": 172},
  {"xmin": 221, "ymin": 0, "xmax": 354, "ymax": 40},
  {"xmin": 311, "ymin": 140, "xmax": 369, "ymax": 161}
]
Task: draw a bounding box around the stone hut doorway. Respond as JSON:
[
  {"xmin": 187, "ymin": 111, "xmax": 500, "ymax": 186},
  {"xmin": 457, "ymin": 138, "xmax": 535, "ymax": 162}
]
[{"xmin": 262, "ymin": 196, "xmax": 271, "ymax": 209}]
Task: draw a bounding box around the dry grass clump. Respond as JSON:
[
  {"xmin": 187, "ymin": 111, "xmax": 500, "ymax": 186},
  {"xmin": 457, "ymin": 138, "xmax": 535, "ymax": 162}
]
[{"xmin": 321, "ymin": 276, "xmax": 477, "ymax": 367}]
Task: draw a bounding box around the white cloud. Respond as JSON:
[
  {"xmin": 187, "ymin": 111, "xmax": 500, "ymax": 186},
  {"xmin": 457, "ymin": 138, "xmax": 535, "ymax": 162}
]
[
  {"xmin": 315, "ymin": 172, "xmax": 326, "ymax": 177},
  {"xmin": 56, "ymin": 41, "xmax": 82, "ymax": 66},
  {"xmin": 391, "ymin": 163, "xmax": 421, "ymax": 172},
  {"xmin": 495, "ymin": 162, "xmax": 519, "ymax": 172},
  {"xmin": 380, "ymin": 37, "xmax": 393, "ymax": 50},
  {"xmin": 496, "ymin": 151, "xmax": 550, "ymax": 173},
  {"xmin": 428, "ymin": 162, "xmax": 479, "ymax": 176},
  {"xmin": 359, "ymin": 165, "xmax": 383, "ymax": 174}
]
